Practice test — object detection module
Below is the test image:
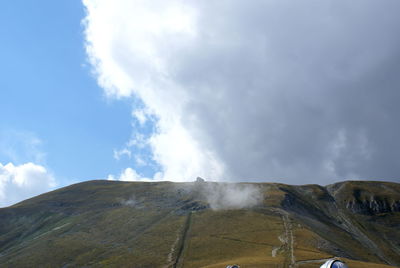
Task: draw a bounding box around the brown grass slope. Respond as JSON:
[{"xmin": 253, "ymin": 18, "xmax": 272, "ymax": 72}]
[{"xmin": 0, "ymin": 180, "xmax": 399, "ymax": 267}]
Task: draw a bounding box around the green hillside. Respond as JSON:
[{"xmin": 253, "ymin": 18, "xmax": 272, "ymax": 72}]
[{"xmin": 0, "ymin": 180, "xmax": 399, "ymax": 268}]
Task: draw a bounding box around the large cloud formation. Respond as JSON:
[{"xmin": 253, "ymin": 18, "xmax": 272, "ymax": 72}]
[
  {"xmin": 0, "ymin": 162, "xmax": 56, "ymax": 207},
  {"xmin": 83, "ymin": 0, "xmax": 400, "ymax": 184}
]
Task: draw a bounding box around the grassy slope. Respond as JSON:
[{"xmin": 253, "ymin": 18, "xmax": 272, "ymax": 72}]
[{"xmin": 0, "ymin": 180, "xmax": 399, "ymax": 267}]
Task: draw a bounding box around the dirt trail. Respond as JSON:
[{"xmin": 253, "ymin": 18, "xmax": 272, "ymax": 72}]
[
  {"xmin": 272, "ymin": 208, "xmax": 296, "ymax": 268},
  {"xmin": 172, "ymin": 212, "xmax": 192, "ymax": 268},
  {"xmin": 282, "ymin": 212, "xmax": 296, "ymax": 268},
  {"xmin": 167, "ymin": 231, "xmax": 181, "ymax": 265}
]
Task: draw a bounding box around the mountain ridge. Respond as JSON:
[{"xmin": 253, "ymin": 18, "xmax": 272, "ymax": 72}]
[{"xmin": 0, "ymin": 180, "xmax": 399, "ymax": 267}]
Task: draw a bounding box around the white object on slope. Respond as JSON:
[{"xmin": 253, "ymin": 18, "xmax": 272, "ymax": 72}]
[{"xmin": 320, "ymin": 259, "xmax": 348, "ymax": 268}]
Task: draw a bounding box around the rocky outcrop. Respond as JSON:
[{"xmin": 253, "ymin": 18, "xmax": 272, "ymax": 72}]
[{"xmin": 345, "ymin": 198, "xmax": 400, "ymax": 215}]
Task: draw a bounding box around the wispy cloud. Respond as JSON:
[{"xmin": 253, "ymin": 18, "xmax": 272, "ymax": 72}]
[
  {"xmin": 0, "ymin": 129, "xmax": 46, "ymax": 165},
  {"xmin": 113, "ymin": 148, "xmax": 131, "ymax": 161}
]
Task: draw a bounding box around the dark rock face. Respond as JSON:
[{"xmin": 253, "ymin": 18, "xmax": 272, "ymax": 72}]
[
  {"xmin": 346, "ymin": 199, "xmax": 400, "ymax": 215},
  {"xmin": 175, "ymin": 200, "xmax": 210, "ymax": 215},
  {"xmin": 180, "ymin": 201, "xmax": 209, "ymax": 211}
]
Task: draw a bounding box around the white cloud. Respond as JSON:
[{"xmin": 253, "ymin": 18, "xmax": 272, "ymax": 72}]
[
  {"xmin": 0, "ymin": 162, "xmax": 56, "ymax": 207},
  {"xmin": 107, "ymin": 167, "xmax": 155, "ymax": 182},
  {"xmin": 119, "ymin": 167, "xmax": 141, "ymax": 181},
  {"xmin": 83, "ymin": 0, "xmax": 225, "ymax": 182},
  {"xmin": 83, "ymin": 0, "xmax": 400, "ymax": 184}
]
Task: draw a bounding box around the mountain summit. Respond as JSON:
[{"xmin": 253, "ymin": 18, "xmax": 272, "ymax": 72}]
[{"xmin": 0, "ymin": 180, "xmax": 399, "ymax": 267}]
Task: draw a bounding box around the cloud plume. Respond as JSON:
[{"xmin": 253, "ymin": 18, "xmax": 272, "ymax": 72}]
[{"xmin": 201, "ymin": 182, "xmax": 263, "ymax": 210}]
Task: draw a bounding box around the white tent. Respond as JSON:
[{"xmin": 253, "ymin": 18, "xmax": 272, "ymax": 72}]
[{"xmin": 320, "ymin": 259, "xmax": 348, "ymax": 268}]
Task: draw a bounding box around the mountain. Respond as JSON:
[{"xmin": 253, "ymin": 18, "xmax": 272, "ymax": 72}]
[{"xmin": 0, "ymin": 180, "xmax": 399, "ymax": 268}]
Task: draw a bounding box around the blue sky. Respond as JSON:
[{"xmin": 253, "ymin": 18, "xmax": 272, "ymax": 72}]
[
  {"xmin": 1, "ymin": 0, "xmax": 400, "ymax": 207},
  {"xmin": 0, "ymin": 1, "xmax": 150, "ymax": 188}
]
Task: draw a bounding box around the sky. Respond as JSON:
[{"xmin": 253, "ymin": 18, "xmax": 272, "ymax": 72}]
[{"xmin": 1, "ymin": 0, "xmax": 400, "ymax": 207}]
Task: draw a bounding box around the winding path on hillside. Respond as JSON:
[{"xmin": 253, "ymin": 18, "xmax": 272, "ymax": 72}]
[{"xmin": 270, "ymin": 208, "xmax": 296, "ymax": 268}]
